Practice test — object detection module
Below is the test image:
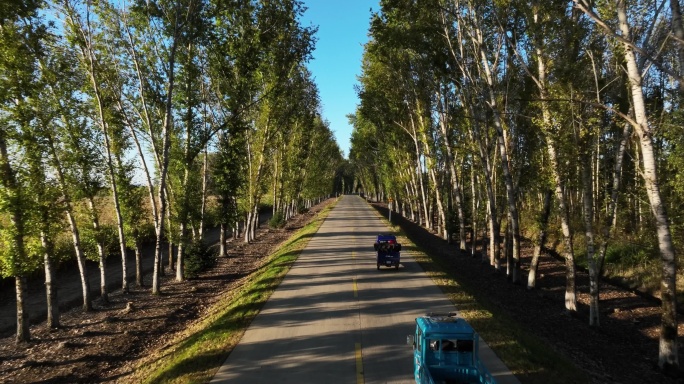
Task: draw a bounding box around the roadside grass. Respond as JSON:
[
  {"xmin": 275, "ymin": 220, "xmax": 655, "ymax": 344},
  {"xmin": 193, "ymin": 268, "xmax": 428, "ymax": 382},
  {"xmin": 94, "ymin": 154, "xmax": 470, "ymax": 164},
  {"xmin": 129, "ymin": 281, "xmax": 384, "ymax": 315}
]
[
  {"xmin": 129, "ymin": 200, "xmax": 337, "ymax": 384},
  {"xmin": 371, "ymin": 207, "xmax": 589, "ymax": 384}
]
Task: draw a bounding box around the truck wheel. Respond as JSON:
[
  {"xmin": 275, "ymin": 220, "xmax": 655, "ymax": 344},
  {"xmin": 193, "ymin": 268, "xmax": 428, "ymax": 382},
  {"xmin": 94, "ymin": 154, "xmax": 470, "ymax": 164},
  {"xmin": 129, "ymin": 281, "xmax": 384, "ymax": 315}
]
[
  {"xmin": 377, "ymin": 264, "xmax": 380, "ymax": 270},
  {"xmin": 395, "ymin": 263, "xmax": 399, "ymax": 270}
]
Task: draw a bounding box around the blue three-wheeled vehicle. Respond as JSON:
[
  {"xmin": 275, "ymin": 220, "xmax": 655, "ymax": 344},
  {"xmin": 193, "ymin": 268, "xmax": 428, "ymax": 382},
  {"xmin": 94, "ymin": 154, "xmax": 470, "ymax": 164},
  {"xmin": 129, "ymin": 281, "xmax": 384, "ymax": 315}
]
[{"xmin": 374, "ymin": 234, "xmax": 401, "ymax": 270}]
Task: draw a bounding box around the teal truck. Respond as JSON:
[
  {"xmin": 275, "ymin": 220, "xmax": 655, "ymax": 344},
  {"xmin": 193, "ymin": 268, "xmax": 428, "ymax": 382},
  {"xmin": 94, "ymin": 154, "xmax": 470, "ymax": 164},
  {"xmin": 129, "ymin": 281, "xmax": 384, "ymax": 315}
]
[{"xmin": 407, "ymin": 312, "xmax": 497, "ymax": 384}]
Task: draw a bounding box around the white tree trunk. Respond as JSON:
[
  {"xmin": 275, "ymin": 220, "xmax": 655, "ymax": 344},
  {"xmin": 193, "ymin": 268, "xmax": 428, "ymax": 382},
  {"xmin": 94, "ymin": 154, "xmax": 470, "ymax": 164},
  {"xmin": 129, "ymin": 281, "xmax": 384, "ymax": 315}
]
[
  {"xmin": 581, "ymin": 148, "xmax": 599, "ymax": 326},
  {"xmin": 87, "ymin": 198, "xmax": 109, "ymax": 304},
  {"xmin": 535, "ymin": 45, "xmax": 577, "ymax": 310},
  {"xmin": 618, "ymin": 1, "xmax": 678, "ymax": 370},
  {"xmin": 41, "ymin": 230, "xmax": 59, "ymax": 328},
  {"xmin": 527, "ymin": 189, "xmax": 552, "ymax": 289}
]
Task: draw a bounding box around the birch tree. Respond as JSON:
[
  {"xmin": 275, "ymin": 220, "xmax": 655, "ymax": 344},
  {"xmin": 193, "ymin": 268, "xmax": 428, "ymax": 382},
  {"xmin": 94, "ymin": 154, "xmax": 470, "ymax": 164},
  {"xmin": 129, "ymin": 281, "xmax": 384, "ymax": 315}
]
[
  {"xmin": 61, "ymin": 0, "xmax": 133, "ymax": 294},
  {"xmin": 0, "ymin": 0, "xmax": 49, "ymax": 341},
  {"xmin": 573, "ymin": 0, "xmax": 679, "ymax": 371}
]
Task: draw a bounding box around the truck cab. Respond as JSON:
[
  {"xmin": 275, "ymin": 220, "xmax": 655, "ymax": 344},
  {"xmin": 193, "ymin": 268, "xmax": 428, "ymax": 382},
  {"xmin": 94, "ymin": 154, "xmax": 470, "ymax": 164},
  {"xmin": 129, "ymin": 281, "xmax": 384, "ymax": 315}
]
[{"xmin": 407, "ymin": 312, "xmax": 496, "ymax": 384}]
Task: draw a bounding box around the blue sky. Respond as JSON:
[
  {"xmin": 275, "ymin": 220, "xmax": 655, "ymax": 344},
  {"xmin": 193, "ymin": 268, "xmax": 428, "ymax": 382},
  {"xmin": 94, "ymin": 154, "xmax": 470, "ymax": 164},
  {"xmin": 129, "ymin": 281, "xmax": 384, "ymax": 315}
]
[{"xmin": 300, "ymin": 1, "xmax": 379, "ymax": 158}]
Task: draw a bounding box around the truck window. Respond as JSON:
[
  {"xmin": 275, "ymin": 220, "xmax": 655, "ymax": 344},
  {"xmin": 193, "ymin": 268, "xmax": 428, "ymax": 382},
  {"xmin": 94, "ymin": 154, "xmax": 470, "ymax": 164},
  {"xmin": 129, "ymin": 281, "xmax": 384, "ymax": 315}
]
[{"xmin": 429, "ymin": 339, "xmax": 457, "ymax": 351}]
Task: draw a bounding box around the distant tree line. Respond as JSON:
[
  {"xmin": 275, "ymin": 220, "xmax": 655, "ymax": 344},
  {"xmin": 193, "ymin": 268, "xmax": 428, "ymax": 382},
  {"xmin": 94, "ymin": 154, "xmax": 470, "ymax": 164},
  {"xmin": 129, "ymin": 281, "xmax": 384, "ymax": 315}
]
[
  {"xmin": 350, "ymin": 0, "xmax": 683, "ymax": 373},
  {"xmin": 0, "ymin": 0, "xmax": 343, "ymax": 344}
]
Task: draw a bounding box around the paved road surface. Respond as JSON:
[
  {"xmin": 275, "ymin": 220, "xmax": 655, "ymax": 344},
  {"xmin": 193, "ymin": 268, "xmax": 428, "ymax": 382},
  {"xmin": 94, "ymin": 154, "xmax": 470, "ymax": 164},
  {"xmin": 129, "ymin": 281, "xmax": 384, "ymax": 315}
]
[{"xmin": 212, "ymin": 195, "xmax": 519, "ymax": 384}]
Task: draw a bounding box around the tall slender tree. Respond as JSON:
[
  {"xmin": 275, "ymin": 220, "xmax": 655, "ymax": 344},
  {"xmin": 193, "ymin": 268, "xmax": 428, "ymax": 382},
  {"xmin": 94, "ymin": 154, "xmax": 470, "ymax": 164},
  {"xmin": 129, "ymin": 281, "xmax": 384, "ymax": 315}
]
[{"xmin": 0, "ymin": 0, "xmax": 50, "ymax": 342}]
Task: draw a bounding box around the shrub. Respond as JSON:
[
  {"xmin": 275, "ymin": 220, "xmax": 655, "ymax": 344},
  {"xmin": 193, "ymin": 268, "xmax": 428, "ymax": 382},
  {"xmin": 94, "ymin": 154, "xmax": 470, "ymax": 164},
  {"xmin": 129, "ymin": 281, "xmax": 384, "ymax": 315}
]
[
  {"xmin": 604, "ymin": 241, "xmax": 656, "ymax": 269},
  {"xmin": 269, "ymin": 211, "xmax": 285, "ymax": 228},
  {"xmin": 184, "ymin": 240, "xmax": 217, "ymax": 279},
  {"xmin": 297, "ymin": 201, "xmax": 308, "ymax": 214}
]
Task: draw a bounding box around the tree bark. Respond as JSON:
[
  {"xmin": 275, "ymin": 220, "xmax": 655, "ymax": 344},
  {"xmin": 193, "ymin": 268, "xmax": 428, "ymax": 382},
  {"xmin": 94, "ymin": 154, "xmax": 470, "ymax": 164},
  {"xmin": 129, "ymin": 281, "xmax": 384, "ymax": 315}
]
[
  {"xmin": 152, "ymin": 35, "xmax": 178, "ymax": 295},
  {"xmin": 480, "ymin": 48, "xmax": 521, "ymax": 284},
  {"xmin": 671, "ymin": 0, "xmax": 684, "ymax": 91},
  {"xmin": 15, "ymin": 276, "xmax": 29, "ymax": 343},
  {"xmin": 1, "ymin": 133, "xmax": 31, "ymax": 342},
  {"xmin": 527, "ymin": 189, "xmax": 552, "ymax": 289},
  {"xmin": 176, "ymin": 117, "xmax": 193, "ymax": 282},
  {"xmin": 535, "ymin": 44, "xmax": 577, "ymax": 311},
  {"xmin": 220, "ymin": 221, "xmax": 227, "ymax": 257},
  {"xmin": 581, "ymin": 145, "xmax": 599, "ymax": 326},
  {"xmin": 46, "ymin": 137, "xmax": 92, "ymax": 311},
  {"xmin": 245, "ymin": 120, "xmax": 270, "ymax": 243},
  {"xmin": 413, "ymin": 136, "xmax": 429, "ymax": 229},
  {"xmin": 548, "ymin": 136, "xmax": 577, "ymax": 311},
  {"xmin": 472, "ymin": 113, "xmax": 500, "ymax": 268},
  {"xmin": 135, "ymin": 240, "xmax": 143, "ymax": 287},
  {"xmin": 87, "ymin": 197, "xmax": 109, "ymax": 304},
  {"xmin": 470, "ymin": 163, "xmax": 479, "ymax": 257},
  {"xmin": 618, "ymin": 0, "xmax": 678, "ymax": 370},
  {"xmin": 71, "ymin": 3, "xmax": 129, "ymax": 295},
  {"xmin": 199, "ymin": 144, "xmax": 208, "ymax": 240},
  {"xmin": 121, "ymin": 20, "xmax": 161, "ymax": 254},
  {"xmin": 41, "ymin": 230, "xmax": 59, "ymax": 328}
]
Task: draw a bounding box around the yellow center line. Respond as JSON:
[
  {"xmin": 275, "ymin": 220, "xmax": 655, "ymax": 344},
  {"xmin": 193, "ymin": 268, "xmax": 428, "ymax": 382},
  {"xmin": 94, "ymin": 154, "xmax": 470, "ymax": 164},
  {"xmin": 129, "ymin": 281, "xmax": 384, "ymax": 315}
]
[
  {"xmin": 353, "ymin": 278, "xmax": 358, "ymax": 298},
  {"xmin": 355, "ymin": 342, "xmax": 364, "ymax": 384}
]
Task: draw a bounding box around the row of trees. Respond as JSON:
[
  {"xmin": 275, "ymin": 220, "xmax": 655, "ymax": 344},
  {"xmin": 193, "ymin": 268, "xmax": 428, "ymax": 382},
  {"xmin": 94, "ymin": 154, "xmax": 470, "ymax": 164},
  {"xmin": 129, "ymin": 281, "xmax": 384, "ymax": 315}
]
[
  {"xmin": 350, "ymin": 0, "xmax": 682, "ymax": 372},
  {"xmin": 0, "ymin": 0, "xmax": 343, "ymax": 343}
]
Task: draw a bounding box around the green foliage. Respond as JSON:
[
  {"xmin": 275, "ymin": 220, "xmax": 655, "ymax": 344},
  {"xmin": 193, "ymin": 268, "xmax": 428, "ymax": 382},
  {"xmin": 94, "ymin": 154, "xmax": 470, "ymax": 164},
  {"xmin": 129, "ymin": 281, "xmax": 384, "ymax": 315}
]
[
  {"xmin": 183, "ymin": 240, "xmax": 217, "ymax": 279},
  {"xmin": 79, "ymin": 224, "xmax": 119, "ymax": 262},
  {"xmin": 268, "ymin": 211, "xmax": 285, "ymax": 228},
  {"xmin": 604, "ymin": 241, "xmax": 658, "ymax": 270}
]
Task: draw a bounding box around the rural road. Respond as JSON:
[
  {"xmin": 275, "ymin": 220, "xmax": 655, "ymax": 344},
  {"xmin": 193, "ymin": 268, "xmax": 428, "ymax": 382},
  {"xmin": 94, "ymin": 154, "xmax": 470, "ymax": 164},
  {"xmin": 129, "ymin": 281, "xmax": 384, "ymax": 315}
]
[{"xmin": 211, "ymin": 195, "xmax": 519, "ymax": 384}]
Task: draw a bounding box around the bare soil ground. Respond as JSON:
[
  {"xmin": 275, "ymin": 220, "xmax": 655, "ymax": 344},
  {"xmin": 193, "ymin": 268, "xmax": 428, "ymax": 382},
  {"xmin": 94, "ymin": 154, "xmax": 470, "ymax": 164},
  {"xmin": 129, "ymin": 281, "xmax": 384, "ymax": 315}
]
[{"xmin": 0, "ymin": 198, "xmax": 682, "ymax": 384}]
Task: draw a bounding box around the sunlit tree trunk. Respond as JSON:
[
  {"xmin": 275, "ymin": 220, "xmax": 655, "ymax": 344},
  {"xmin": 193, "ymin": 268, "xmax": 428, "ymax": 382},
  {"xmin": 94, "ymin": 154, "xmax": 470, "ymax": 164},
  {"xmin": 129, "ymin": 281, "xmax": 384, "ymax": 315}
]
[
  {"xmin": 407, "ymin": 116, "xmax": 429, "ymax": 230},
  {"xmin": 65, "ymin": 1, "xmax": 130, "ymax": 295},
  {"xmin": 528, "ymin": 189, "xmax": 552, "ymax": 289},
  {"xmin": 548, "ymin": 136, "xmax": 577, "ymax": 311},
  {"xmin": 40, "ymin": 229, "xmax": 59, "ymax": 328},
  {"xmin": 617, "ymin": 0, "xmax": 678, "ymax": 370},
  {"xmin": 471, "ymin": 112, "xmax": 500, "ymax": 268},
  {"xmin": 671, "ymin": 0, "xmax": 684, "ymax": 91},
  {"xmin": 480, "ymin": 44, "xmax": 521, "ymax": 284},
  {"xmin": 134, "ymin": 240, "xmax": 143, "ymax": 287},
  {"xmin": 581, "ymin": 144, "xmax": 598, "ymax": 325},
  {"xmin": 87, "ymin": 197, "xmax": 109, "ymax": 304},
  {"xmin": 199, "ymin": 146, "xmax": 208, "ymax": 239},
  {"xmin": 46, "ymin": 138, "xmax": 92, "ymax": 311},
  {"xmin": 152, "ymin": 35, "xmax": 178, "ymax": 294},
  {"xmin": 422, "ymin": 129, "xmax": 446, "ymax": 238},
  {"xmin": 0, "ymin": 134, "xmax": 31, "ymax": 342}
]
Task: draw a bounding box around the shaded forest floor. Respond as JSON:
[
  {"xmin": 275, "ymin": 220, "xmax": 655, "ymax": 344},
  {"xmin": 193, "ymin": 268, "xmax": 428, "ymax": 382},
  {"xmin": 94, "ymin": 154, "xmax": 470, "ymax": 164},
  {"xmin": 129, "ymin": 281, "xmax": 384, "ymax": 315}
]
[
  {"xmin": 370, "ymin": 202, "xmax": 684, "ymax": 384},
  {"xmin": 0, "ymin": 197, "xmax": 682, "ymax": 383}
]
